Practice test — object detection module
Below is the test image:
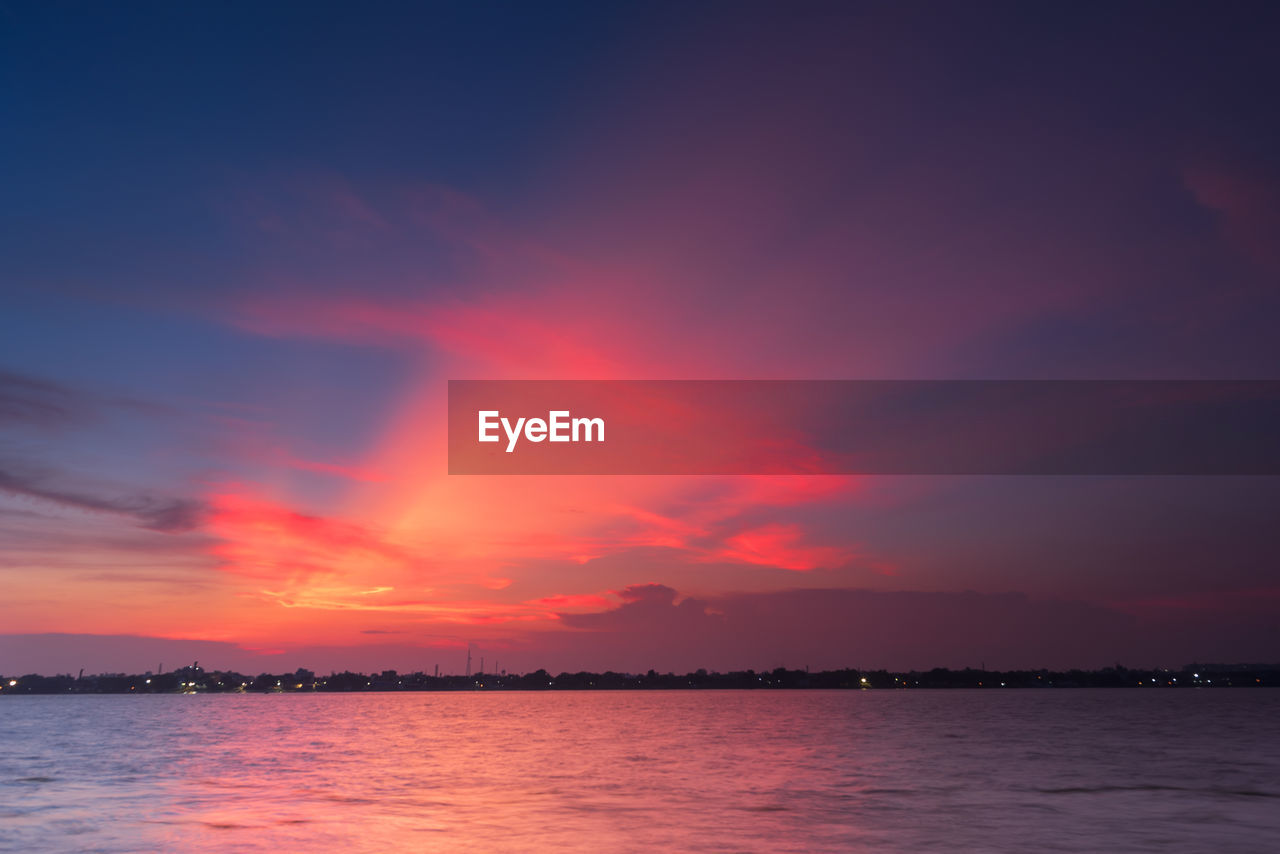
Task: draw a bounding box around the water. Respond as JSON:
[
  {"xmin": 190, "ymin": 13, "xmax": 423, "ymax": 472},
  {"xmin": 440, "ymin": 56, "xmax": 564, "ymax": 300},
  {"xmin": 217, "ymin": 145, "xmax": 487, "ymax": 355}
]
[{"xmin": 1, "ymin": 690, "xmax": 1276, "ymax": 852}]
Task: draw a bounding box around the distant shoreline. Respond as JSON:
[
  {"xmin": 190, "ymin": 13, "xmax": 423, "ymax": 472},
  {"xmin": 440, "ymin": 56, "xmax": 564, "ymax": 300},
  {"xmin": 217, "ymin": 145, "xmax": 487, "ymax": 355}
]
[{"xmin": 3, "ymin": 664, "xmax": 1277, "ymax": 695}]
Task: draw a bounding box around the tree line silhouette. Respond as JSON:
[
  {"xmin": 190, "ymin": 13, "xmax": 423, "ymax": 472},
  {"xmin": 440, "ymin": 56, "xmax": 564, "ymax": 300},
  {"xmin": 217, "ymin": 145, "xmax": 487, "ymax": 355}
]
[{"xmin": 1, "ymin": 662, "xmax": 1276, "ymax": 694}]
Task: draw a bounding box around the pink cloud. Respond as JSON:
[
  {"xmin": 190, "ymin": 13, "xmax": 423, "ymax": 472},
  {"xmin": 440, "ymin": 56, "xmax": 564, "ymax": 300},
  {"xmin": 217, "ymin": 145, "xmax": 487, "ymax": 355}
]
[{"xmin": 714, "ymin": 523, "xmax": 856, "ymax": 572}]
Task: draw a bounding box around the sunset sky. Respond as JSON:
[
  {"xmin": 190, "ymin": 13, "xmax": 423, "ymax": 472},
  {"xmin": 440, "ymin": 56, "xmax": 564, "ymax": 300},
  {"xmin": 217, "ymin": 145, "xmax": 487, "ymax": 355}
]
[{"xmin": 3, "ymin": 2, "xmax": 1279, "ymax": 676}]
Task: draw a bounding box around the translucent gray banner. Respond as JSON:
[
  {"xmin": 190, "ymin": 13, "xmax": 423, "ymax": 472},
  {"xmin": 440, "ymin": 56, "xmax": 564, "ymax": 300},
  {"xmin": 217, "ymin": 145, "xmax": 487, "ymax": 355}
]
[{"xmin": 447, "ymin": 380, "xmax": 1280, "ymax": 475}]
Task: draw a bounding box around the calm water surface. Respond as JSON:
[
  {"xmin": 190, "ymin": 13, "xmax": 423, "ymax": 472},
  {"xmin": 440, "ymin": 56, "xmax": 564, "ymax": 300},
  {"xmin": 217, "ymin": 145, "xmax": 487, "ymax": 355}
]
[{"xmin": 1, "ymin": 690, "xmax": 1277, "ymax": 852}]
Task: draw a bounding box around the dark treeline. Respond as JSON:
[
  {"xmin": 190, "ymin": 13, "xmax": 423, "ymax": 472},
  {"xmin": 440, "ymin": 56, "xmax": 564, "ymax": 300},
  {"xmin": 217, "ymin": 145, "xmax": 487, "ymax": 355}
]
[{"xmin": 2, "ymin": 662, "xmax": 1277, "ymax": 694}]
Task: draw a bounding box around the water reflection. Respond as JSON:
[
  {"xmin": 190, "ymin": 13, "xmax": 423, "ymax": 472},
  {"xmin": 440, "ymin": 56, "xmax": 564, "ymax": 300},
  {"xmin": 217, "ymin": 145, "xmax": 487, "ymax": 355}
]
[{"xmin": 2, "ymin": 691, "xmax": 1278, "ymax": 852}]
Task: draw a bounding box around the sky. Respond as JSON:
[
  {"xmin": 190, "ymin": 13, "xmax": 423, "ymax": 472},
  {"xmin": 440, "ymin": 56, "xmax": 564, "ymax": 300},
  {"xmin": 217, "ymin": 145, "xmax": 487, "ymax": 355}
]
[{"xmin": 2, "ymin": 1, "xmax": 1279, "ymax": 676}]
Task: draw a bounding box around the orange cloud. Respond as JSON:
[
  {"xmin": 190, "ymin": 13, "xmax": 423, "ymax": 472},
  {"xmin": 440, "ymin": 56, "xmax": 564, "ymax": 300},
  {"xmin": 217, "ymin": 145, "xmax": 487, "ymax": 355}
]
[
  {"xmin": 195, "ymin": 180, "xmax": 888, "ymax": 653},
  {"xmin": 206, "ymin": 489, "xmax": 413, "ymax": 583}
]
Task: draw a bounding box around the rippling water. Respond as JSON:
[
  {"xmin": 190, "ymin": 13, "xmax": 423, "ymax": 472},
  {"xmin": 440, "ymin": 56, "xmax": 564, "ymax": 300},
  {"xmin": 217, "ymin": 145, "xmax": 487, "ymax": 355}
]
[{"xmin": 2, "ymin": 690, "xmax": 1277, "ymax": 852}]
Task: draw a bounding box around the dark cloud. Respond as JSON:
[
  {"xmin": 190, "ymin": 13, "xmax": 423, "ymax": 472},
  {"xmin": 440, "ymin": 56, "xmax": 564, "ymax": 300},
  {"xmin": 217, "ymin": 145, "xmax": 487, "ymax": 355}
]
[
  {"xmin": 75, "ymin": 571, "xmax": 214, "ymax": 590},
  {"xmin": 0, "ymin": 634, "xmax": 462, "ymax": 677},
  {"xmin": 0, "ymin": 465, "xmax": 206, "ymax": 533},
  {"xmin": 0, "ymin": 367, "xmax": 174, "ymax": 429},
  {"xmin": 553, "ymin": 587, "xmax": 1170, "ymax": 673},
  {"xmin": 5, "ymin": 585, "xmax": 1278, "ymax": 676},
  {"xmin": 0, "ymin": 370, "xmax": 89, "ymax": 429},
  {"xmin": 0, "ymin": 633, "xmax": 253, "ymax": 676},
  {"xmin": 0, "ymin": 369, "xmax": 201, "ymax": 532},
  {"xmin": 561, "ymin": 583, "xmax": 712, "ymax": 634}
]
